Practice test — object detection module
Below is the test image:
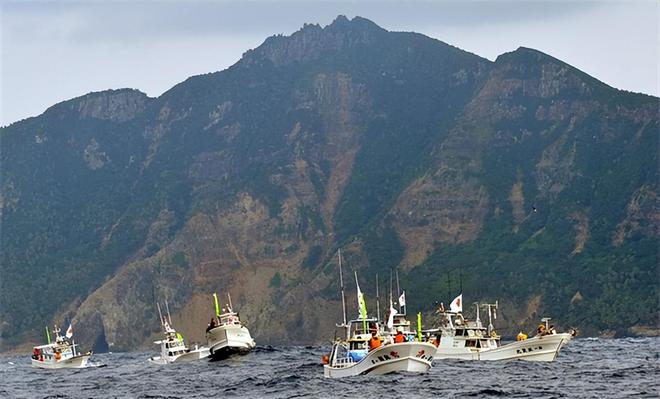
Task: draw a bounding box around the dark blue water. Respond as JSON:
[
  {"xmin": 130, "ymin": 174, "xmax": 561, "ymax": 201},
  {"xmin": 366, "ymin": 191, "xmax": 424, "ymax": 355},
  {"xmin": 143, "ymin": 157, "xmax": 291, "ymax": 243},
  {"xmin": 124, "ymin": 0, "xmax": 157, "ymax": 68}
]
[{"xmin": 1, "ymin": 337, "xmax": 658, "ymax": 398}]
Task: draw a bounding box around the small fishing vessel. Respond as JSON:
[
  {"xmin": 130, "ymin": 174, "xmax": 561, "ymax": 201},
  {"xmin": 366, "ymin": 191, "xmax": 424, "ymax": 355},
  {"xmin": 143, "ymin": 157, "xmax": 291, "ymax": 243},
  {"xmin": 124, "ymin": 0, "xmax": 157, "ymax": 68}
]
[
  {"xmin": 31, "ymin": 324, "xmax": 92, "ymax": 369},
  {"xmin": 323, "ymin": 250, "xmax": 435, "ymax": 378},
  {"xmin": 427, "ymin": 295, "xmax": 574, "ymax": 361},
  {"xmin": 205, "ymin": 293, "xmax": 256, "ymax": 360},
  {"xmin": 148, "ymin": 302, "xmax": 210, "ymax": 365}
]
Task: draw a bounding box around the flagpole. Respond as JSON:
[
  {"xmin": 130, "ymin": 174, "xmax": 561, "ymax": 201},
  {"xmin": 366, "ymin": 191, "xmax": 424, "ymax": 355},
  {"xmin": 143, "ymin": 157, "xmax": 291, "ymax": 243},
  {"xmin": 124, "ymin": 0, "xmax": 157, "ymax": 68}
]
[
  {"xmin": 375, "ymin": 273, "xmax": 381, "ymax": 323},
  {"xmin": 395, "ymin": 268, "xmax": 403, "ymax": 315},
  {"xmin": 338, "ymin": 249, "xmax": 347, "ymax": 328}
]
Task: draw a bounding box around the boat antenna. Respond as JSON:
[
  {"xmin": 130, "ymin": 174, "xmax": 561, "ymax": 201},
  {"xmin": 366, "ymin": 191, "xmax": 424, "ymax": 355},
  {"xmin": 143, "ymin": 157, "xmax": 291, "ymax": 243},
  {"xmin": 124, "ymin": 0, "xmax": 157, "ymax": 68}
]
[
  {"xmin": 227, "ymin": 292, "xmax": 233, "ymax": 311},
  {"xmin": 395, "ymin": 268, "xmax": 401, "ymax": 301},
  {"xmin": 459, "ymin": 269, "xmax": 463, "ymax": 293},
  {"xmin": 375, "ymin": 272, "xmax": 381, "ymax": 322},
  {"xmin": 338, "ymin": 249, "xmax": 347, "ymax": 327},
  {"xmin": 157, "ymin": 302, "xmax": 164, "ymax": 326},
  {"xmin": 165, "ymin": 300, "xmax": 172, "ymax": 325},
  {"xmin": 446, "ymin": 272, "xmax": 451, "ymax": 304}
]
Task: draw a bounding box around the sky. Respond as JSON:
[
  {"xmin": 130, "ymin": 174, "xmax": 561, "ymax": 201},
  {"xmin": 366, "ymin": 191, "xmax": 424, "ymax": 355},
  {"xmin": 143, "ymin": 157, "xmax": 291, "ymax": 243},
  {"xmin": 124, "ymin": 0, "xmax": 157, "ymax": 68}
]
[{"xmin": 1, "ymin": 0, "xmax": 658, "ymax": 126}]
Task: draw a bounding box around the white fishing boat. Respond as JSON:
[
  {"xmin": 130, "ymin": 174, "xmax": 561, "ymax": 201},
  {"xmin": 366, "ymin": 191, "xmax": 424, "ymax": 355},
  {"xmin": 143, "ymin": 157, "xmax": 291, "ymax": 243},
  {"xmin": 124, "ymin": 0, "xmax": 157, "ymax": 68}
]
[
  {"xmin": 31, "ymin": 324, "xmax": 92, "ymax": 369},
  {"xmin": 324, "ymin": 317, "xmax": 436, "ymax": 378},
  {"xmin": 205, "ymin": 293, "xmax": 255, "ymax": 360},
  {"xmin": 148, "ymin": 302, "xmax": 210, "ymax": 365},
  {"xmin": 322, "ymin": 250, "xmax": 435, "ymax": 378},
  {"xmin": 428, "ymin": 295, "xmax": 574, "ymax": 361}
]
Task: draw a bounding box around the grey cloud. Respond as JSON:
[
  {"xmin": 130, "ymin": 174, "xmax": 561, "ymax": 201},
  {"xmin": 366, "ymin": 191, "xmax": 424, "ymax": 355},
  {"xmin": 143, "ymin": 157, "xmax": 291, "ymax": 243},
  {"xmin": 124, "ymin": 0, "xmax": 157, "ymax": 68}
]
[{"xmin": 4, "ymin": 0, "xmax": 602, "ymax": 44}]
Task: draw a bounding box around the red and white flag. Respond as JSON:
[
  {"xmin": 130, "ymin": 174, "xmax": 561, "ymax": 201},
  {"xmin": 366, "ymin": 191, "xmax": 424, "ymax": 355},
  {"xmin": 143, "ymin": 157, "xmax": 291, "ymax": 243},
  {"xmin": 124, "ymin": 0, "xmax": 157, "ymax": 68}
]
[
  {"xmin": 65, "ymin": 323, "xmax": 73, "ymax": 339},
  {"xmin": 450, "ymin": 294, "xmax": 462, "ymax": 313},
  {"xmin": 398, "ymin": 291, "xmax": 406, "ymax": 308}
]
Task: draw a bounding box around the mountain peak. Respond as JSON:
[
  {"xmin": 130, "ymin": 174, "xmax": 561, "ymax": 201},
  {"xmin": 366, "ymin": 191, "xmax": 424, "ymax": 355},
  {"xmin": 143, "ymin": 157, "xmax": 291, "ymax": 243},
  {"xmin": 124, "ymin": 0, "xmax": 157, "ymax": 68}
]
[{"xmin": 241, "ymin": 15, "xmax": 386, "ymax": 67}]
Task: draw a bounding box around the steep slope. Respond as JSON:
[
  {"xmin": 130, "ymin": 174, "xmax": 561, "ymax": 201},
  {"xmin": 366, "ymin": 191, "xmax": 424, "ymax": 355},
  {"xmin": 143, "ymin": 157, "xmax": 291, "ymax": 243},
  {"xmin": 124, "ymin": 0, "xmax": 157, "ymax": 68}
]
[{"xmin": 1, "ymin": 16, "xmax": 657, "ymax": 351}]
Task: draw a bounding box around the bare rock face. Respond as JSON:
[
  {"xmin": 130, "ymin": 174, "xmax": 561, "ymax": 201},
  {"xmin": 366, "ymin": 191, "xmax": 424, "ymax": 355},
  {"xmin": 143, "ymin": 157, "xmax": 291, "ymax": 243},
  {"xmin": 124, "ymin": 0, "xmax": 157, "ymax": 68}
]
[
  {"xmin": 74, "ymin": 89, "xmax": 149, "ymax": 122},
  {"xmin": 612, "ymin": 185, "xmax": 660, "ymax": 246},
  {"xmin": 393, "ymin": 170, "xmax": 489, "ymax": 268}
]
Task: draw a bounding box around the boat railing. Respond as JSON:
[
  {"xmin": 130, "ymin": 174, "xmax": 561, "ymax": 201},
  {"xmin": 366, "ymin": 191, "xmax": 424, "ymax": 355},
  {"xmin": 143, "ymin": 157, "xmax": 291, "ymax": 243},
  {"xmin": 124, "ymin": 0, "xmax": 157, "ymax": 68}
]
[{"xmin": 333, "ymin": 356, "xmax": 356, "ymax": 368}]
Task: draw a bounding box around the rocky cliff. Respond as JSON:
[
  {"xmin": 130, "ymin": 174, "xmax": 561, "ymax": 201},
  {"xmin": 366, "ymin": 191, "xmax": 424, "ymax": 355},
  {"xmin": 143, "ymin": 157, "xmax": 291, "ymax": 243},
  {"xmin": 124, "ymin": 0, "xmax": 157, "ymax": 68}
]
[{"xmin": 1, "ymin": 16, "xmax": 657, "ymax": 351}]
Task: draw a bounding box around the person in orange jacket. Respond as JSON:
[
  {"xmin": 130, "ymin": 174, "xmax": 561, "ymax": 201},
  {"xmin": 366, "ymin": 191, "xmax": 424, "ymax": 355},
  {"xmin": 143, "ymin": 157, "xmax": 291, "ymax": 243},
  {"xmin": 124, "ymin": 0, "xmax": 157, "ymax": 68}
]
[{"xmin": 369, "ymin": 332, "xmax": 382, "ymax": 351}]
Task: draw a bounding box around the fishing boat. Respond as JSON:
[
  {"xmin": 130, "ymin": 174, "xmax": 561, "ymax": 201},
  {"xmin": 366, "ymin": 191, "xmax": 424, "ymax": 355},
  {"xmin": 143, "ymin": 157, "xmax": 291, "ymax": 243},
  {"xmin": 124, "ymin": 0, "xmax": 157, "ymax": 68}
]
[
  {"xmin": 323, "ymin": 250, "xmax": 436, "ymax": 378},
  {"xmin": 205, "ymin": 292, "xmax": 256, "ymax": 360},
  {"xmin": 427, "ymin": 295, "xmax": 575, "ymax": 361},
  {"xmin": 148, "ymin": 302, "xmax": 210, "ymax": 365},
  {"xmin": 31, "ymin": 324, "xmax": 92, "ymax": 369}
]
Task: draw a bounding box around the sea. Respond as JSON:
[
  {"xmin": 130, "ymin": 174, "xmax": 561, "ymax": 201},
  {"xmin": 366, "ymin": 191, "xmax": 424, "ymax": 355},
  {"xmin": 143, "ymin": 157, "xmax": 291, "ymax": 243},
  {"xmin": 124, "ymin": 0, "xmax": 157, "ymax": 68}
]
[{"xmin": 1, "ymin": 337, "xmax": 658, "ymax": 398}]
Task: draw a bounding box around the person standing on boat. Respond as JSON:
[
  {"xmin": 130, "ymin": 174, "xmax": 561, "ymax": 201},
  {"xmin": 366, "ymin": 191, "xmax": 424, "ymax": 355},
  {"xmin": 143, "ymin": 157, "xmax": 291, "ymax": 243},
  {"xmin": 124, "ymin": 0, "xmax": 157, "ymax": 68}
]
[
  {"xmin": 394, "ymin": 330, "xmax": 405, "ymax": 343},
  {"xmin": 369, "ymin": 332, "xmax": 382, "ymax": 351},
  {"xmin": 206, "ymin": 318, "xmax": 217, "ymax": 333}
]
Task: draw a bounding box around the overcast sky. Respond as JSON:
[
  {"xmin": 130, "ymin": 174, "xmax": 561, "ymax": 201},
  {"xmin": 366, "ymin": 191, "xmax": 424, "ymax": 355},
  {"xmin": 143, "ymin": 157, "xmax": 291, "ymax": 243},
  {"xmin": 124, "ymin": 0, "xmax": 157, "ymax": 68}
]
[{"xmin": 1, "ymin": 0, "xmax": 658, "ymax": 126}]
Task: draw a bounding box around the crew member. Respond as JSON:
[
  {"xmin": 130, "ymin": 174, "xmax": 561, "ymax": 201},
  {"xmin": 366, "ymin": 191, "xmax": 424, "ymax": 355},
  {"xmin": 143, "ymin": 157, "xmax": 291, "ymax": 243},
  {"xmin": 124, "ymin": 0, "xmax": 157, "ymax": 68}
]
[
  {"xmin": 394, "ymin": 330, "xmax": 405, "ymax": 343},
  {"xmin": 369, "ymin": 332, "xmax": 382, "ymax": 351}
]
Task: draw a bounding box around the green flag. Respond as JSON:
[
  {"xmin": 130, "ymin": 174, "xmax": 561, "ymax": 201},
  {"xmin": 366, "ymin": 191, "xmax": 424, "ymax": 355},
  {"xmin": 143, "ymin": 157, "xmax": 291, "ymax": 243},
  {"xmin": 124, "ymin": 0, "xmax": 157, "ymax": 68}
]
[
  {"xmin": 417, "ymin": 312, "xmax": 423, "ymax": 342},
  {"xmin": 355, "ymin": 272, "xmax": 368, "ymax": 333},
  {"xmin": 176, "ymin": 332, "xmax": 184, "ymax": 341},
  {"xmin": 46, "ymin": 326, "xmax": 51, "ymax": 344},
  {"xmin": 213, "ymin": 293, "xmax": 220, "ymax": 316}
]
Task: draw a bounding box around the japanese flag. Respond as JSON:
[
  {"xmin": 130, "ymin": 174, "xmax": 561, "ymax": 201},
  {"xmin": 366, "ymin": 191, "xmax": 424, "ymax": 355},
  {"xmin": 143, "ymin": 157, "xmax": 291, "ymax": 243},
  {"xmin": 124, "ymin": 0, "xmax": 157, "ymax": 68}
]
[
  {"xmin": 65, "ymin": 323, "xmax": 73, "ymax": 339},
  {"xmin": 450, "ymin": 294, "xmax": 463, "ymax": 313},
  {"xmin": 398, "ymin": 291, "xmax": 406, "ymax": 307}
]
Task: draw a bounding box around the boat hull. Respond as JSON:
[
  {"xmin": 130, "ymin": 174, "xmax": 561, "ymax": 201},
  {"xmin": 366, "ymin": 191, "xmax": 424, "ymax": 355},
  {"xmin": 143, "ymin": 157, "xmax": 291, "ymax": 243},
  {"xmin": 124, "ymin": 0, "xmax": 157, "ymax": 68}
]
[
  {"xmin": 206, "ymin": 324, "xmax": 255, "ymax": 360},
  {"xmin": 148, "ymin": 347, "xmax": 210, "ymax": 365},
  {"xmin": 324, "ymin": 342, "xmax": 435, "ymax": 378},
  {"xmin": 31, "ymin": 354, "xmax": 91, "ymax": 369},
  {"xmin": 434, "ymin": 333, "xmax": 572, "ymax": 361}
]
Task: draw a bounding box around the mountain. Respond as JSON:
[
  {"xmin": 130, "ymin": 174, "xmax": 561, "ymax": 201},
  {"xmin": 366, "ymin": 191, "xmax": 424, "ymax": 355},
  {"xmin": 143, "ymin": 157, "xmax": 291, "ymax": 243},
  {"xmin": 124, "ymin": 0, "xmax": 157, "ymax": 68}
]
[{"xmin": 1, "ymin": 16, "xmax": 657, "ymax": 351}]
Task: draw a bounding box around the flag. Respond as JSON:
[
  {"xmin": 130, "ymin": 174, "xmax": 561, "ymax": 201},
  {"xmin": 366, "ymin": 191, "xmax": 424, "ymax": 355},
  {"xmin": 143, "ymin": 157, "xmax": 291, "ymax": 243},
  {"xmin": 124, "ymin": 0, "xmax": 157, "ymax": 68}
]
[
  {"xmin": 387, "ymin": 301, "xmax": 397, "ymax": 330},
  {"xmin": 417, "ymin": 312, "xmax": 423, "ymax": 341},
  {"xmin": 450, "ymin": 293, "xmax": 463, "ymax": 313},
  {"xmin": 355, "ymin": 272, "xmax": 368, "ymax": 334},
  {"xmin": 398, "ymin": 291, "xmax": 406, "ymax": 307},
  {"xmin": 356, "ymin": 280, "xmax": 367, "ymax": 321},
  {"xmin": 65, "ymin": 323, "xmax": 73, "ymax": 339},
  {"xmin": 213, "ymin": 293, "xmax": 221, "ymax": 316}
]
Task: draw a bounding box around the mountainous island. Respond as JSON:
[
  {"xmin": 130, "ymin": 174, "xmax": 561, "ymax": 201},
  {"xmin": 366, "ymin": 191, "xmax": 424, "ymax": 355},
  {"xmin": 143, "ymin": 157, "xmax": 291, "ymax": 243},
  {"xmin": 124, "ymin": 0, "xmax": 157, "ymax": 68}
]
[{"xmin": 1, "ymin": 16, "xmax": 657, "ymax": 352}]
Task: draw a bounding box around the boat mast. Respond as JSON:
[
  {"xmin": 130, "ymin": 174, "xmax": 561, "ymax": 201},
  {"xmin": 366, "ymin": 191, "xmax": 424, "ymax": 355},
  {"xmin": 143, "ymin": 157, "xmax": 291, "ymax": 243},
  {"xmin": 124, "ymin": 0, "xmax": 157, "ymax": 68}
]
[
  {"xmin": 338, "ymin": 249, "xmax": 347, "ymax": 328},
  {"xmin": 157, "ymin": 302, "xmax": 164, "ymax": 326},
  {"xmin": 165, "ymin": 300, "xmax": 173, "ymax": 325},
  {"xmin": 375, "ymin": 272, "xmax": 381, "ymax": 322},
  {"xmin": 227, "ymin": 292, "xmax": 233, "ymax": 311},
  {"xmin": 474, "ymin": 302, "xmax": 481, "ymax": 328},
  {"xmin": 395, "ymin": 268, "xmax": 404, "ymax": 315}
]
